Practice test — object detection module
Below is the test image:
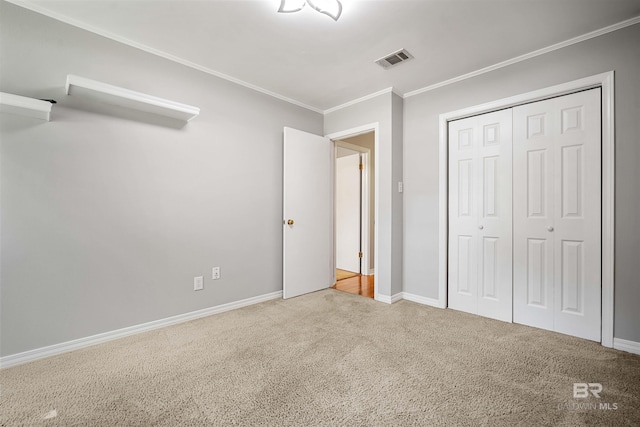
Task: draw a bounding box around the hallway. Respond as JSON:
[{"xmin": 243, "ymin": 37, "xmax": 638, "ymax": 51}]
[{"xmin": 332, "ymin": 273, "xmax": 374, "ymax": 299}]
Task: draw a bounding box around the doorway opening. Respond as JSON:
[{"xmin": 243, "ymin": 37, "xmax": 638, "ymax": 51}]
[{"xmin": 331, "ymin": 132, "xmax": 375, "ymax": 299}]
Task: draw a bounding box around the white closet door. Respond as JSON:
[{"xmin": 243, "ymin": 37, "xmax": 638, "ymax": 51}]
[
  {"xmin": 449, "ymin": 110, "xmax": 512, "ymax": 322},
  {"xmin": 513, "ymin": 101, "xmax": 556, "ymax": 331},
  {"xmin": 449, "ymin": 116, "xmax": 478, "ymax": 315},
  {"xmin": 513, "ymin": 89, "xmax": 601, "ymax": 341}
]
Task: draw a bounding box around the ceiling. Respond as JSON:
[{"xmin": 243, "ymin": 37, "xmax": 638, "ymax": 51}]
[{"xmin": 10, "ymin": 0, "xmax": 640, "ymax": 112}]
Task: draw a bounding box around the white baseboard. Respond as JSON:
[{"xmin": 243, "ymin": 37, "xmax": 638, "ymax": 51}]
[
  {"xmin": 613, "ymin": 338, "xmax": 640, "ymax": 355},
  {"xmin": 401, "ymin": 292, "xmax": 444, "ymax": 308},
  {"xmin": 376, "ymin": 292, "xmax": 402, "ymax": 304},
  {"xmin": 376, "ymin": 294, "xmax": 392, "ymax": 304},
  {"xmin": 0, "ymin": 291, "xmax": 282, "ymax": 369}
]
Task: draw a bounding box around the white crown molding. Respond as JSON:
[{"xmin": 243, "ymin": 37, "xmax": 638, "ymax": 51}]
[
  {"xmin": 0, "ymin": 291, "xmax": 282, "ymax": 369},
  {"xmin": 323, "ymin": 87, "xmax": 397, "ymax": 115},
  {"xmin": 8, "ymin": 1, "xmax": 638, "ymax": 115},
  {"xmin": 6, "ymin": 0, "xmax": 323, "ymax": 114},
  {"xmin": 404, "ymin": 15, "xmax": 640, "ymax": 99}
]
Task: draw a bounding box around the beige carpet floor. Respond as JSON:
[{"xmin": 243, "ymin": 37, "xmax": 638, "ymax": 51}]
[{"xmin": 1, "ymin": 289, "xmax": 639, "ymax": 426}]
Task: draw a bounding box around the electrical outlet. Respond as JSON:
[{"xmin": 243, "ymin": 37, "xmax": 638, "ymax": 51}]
[
  {"xmin": 212, "ymin": 267, "xmax": 221, "ymax": 280},
  {"xmin": 194, "ymin": 276, "xmax": 204, "ymax": 291}
]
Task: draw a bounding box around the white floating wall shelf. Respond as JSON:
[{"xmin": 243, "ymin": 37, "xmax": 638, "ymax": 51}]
[
  {"xmin": 0, "ymin": 92, "xmax": 52, "ymax": 121},
  {"xmin": 65, "ymin": 75, "xmax": 200, "ymax": 122}
]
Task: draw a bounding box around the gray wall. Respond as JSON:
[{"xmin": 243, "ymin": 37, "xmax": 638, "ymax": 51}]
[
  {"xmin": 403, "ymin": 23, "xmax": 640, "ymax": 342},
  {"xmin": 324, "ymin": 91, "xmax": 403, "ymax": 298},
  {"xmin": 391, "ymin": 93, "xmax": 404, "ymax": 297},
  {"xmin": 2, "ymin": 2, "xmax": 637, "ymax": 359},
  {"xmin": 0, "ymin": 3, "xmax": 322, "ymax": 357}
]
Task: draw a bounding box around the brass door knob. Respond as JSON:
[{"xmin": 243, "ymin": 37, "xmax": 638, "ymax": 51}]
[{"xmin": 287, "ymin": 219, "xmax": 294, "ymax": 225}]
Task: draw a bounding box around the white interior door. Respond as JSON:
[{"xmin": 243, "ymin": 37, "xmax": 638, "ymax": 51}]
[
  {"xmin": 283, "ymin": 127, "xmax": 333, "ymax": 299},
  {"xmin": 448, "ymin": 109, "xmax": 512, "ymax": 322},
  {"xmin": 513, "ymin": 89, "xmax": 601, "ymax": 341},
  {"xmin": 336, "ymin": 152, "xmax": 361, "ymax": 273}
]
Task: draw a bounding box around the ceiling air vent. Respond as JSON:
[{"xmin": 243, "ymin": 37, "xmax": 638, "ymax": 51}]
[{"xmin": 375, "ymin": 49, "xmax": 414, "ymax": 69}]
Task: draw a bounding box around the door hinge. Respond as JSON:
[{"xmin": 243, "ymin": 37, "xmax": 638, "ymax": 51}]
[
  {"xmin": 358, "ymin": 252, "xmax": 363, "ymax": 258},
  {"xmin": 359, "ymin": 163, "xmax": 364, "ymax": 170}
]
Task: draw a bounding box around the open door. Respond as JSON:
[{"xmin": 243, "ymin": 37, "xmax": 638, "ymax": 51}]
[
  {"xmin": 283, "ymin": 127, "xmax": 333, "ymax": 299},
  {"xmin": 335, "ymin": 151, "xmax": 361, "ymax": 274}
]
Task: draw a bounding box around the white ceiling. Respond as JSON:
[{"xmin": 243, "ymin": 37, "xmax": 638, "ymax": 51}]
[{"xmin": 12, "ymin": 0, "xmax": 640, "ymax": 112}]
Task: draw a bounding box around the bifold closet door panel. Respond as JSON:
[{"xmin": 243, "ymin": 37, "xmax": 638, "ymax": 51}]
[
  {"xmin": 552, "ymin": 89, "xmax": 601, "ymax": 342},
  {"xmin": 513, "ymin": 100, "xmax": 556, "ymax": 331},
  {"xmin": 476, "ymin": 110, "xmax": 512, "ymax": 322},
  {"xmin": 449, "ymin": 115, "xmax": 479, "ymax": 316},
  {"xmin": 513, "ymin": 89, "xmax": 601, "ymax": 341},
  {"xmin": 448, "ymin": 110, "xmax": 512, "ymax": 322}
]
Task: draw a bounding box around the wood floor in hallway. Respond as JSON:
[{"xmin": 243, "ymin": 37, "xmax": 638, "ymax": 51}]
[{"xmin": 332, "ymin": 274, "xmax": 374, "ymax": 299}]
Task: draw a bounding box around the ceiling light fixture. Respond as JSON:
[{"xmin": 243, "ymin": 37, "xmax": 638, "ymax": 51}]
[{"xmin": 278, "ymin": 0, "xmax": 343, "ymax": 21}]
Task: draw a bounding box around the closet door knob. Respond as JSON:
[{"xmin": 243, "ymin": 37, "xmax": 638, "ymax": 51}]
[
  {"xmin": 547, "ymin": 226, "xmax": 554, "ymax": 232},
  {"xmin": 287, "ymin": 219, "xmax": 294, "ymax": 225},
  {"xmin": 478, "ymin": 225, "xmax": 484, "ymax": 230}
]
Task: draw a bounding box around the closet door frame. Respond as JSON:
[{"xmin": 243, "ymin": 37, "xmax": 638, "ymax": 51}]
[{"xmin": 437, "ymin": 71, "xmax": 615, "ymax": 347}]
